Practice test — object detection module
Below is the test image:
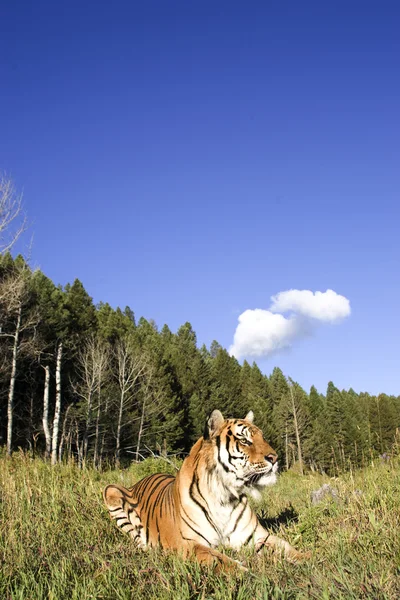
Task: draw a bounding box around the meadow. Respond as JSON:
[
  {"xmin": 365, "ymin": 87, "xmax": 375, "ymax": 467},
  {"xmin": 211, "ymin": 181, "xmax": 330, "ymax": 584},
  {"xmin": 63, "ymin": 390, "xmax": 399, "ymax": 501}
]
[{"xmin": 1, "ymin": 451, "xmax": 399, "ymax": 600}]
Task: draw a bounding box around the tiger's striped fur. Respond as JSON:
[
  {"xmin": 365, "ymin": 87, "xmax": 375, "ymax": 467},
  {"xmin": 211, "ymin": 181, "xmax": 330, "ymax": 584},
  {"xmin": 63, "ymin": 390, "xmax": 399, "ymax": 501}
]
[{"xmin": 104, "ymin": 410, "xmax": 309, "ymax": 569}]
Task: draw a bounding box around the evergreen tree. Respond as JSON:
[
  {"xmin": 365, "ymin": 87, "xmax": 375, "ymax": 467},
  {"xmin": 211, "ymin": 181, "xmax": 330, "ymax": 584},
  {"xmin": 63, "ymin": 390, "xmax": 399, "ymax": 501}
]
[
  {"xmin": 367, "ymin": 393, "xmax": 398, "ymax": 455},
  {"xmin": 210, "ymin": 340, "xmax": 222, "ymax": 358},
  {"xmin": 97, "ymin": 303, "xmax": 134, "ymax": 343},
  {"xmin": 341, "ymin": 388, "xmax": 369, "ymax": 467},
  {"xmin": 241, "ymin": 362, "xmax": 274, "ymax": 443},
  {"xmin": 269, "ymin": 367, "xmax": 290, "ymax": 455},
  {"xmin": 323, "ymin": 382, "xmax": 367, "ymax": 472},
  {"xmin": 210, "ymin": 347, "xmax": 243, "ymax": 418},
  {"xmin": 63, "ymin": 279, "xmax": 97, "ymax": 339},
  {"xmin": 135, "ymin": 318, "xmax": 183, "ymax": 453},
  {"xmin": 307, "ymin": 385, "xmax": 328, "ymax": 471},
  {"xmin": 164, "ymin": 322, "xmax": 200, "ymax": 451}
]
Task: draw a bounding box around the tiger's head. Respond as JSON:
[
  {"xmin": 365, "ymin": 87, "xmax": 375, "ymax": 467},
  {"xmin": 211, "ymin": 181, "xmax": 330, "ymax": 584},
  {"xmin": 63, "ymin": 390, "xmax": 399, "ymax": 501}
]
[{"xmin": 203, "ymin": 409, "xmax": 278, "ymax": 498}]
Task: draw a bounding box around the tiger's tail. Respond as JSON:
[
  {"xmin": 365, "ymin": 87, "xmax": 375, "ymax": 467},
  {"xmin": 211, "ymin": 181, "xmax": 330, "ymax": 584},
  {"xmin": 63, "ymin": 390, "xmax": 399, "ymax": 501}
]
[{"xmin": 103, "ymin": 484, "xmax": 145, "ymax": 548}]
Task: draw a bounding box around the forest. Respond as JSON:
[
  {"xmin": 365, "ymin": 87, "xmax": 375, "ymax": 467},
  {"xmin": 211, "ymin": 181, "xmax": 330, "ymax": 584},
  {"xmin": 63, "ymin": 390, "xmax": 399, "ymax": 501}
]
[{"xmin": 0, "ymin": 252, "xmax": 399, "ymax": 475}]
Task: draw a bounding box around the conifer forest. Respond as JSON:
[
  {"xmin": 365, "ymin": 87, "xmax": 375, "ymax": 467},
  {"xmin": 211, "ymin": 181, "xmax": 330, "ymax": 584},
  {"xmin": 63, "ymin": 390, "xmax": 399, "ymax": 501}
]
[{"xmin": 1, "ymin": 252, "xmax": 399, "ymax": 474}]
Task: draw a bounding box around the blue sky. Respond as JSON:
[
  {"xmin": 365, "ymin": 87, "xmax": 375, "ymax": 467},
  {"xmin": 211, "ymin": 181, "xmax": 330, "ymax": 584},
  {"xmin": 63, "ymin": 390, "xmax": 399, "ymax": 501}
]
[{"xmin": 1, "ymin": 1, "xmax": 399, "ymax": 396}]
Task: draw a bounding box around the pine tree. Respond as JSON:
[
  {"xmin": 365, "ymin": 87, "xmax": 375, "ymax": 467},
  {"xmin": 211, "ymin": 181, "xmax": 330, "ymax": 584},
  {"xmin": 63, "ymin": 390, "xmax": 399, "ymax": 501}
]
[
  {"xmin": 164, "ymin": 322, "xmax": 200, "ymax": 451},
  {"xmin": 269, "ymin": 367, "xmax": 290, "ymax": 456},
  {"xmin": 241, "ymin": 362, "xmax": 274, "ymax": 443},
  {"xmin": 367, "ymin": 394, "xmax": 398, "ymax": 455},
  {"xmin": 210, "ymin": 347, "xmax": 243, "ymax": 418},
  {"xmin": 134, "ymin": 319, "xmax": 183, "ymax": 454},
  {"xmin": 341, "ymin": 388, "xmax": 369, "ymax": 467},
  {"xmin": 307, "ymin": 385, "xmax": 328, "ymax": 471},
  {"xmin": 323, "ymin": 382, "xmax": 365, "ymax": 472}
]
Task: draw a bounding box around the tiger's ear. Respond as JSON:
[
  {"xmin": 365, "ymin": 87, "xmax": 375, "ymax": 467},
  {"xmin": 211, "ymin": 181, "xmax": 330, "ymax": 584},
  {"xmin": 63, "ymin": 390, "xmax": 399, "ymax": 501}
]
[
  {"xmin": 244, "ymin": 410, "xmax": 254, "ymax": 423},
  {"xmin": 203, "ymin": 410, "xmax": 224, "ymax": 440}
]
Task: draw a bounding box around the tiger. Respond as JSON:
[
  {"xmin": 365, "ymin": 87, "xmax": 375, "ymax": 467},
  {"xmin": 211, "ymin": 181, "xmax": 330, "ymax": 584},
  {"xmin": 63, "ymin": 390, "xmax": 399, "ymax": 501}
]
[{"xmin": 103, "ymin": 409, "xmax": 310, "ymax": 570}]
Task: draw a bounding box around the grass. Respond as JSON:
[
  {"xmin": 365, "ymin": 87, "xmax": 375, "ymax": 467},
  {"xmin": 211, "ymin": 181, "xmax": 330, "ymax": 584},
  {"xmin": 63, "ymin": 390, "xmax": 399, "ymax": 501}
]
[{"xmin": 1, "ymin": 451, "xmax": 399, "ymax": 599}]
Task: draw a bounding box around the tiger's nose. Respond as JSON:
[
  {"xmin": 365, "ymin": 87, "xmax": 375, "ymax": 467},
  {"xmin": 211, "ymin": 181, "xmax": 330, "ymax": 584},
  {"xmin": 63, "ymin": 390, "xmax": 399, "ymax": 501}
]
[{"xmin": 265, "ymin": 453, "xmax": 278, "ymax": 465}]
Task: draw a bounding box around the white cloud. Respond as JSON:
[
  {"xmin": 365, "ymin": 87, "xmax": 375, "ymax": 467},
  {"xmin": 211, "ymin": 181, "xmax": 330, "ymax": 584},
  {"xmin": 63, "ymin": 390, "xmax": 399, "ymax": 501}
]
[
  {"xmin": 229, "ymin": 289, "xmax": 351, "ymax": 360},
  {"xmin": 270, "ymin": 289, "xmax": 351, "ymax": 322}
]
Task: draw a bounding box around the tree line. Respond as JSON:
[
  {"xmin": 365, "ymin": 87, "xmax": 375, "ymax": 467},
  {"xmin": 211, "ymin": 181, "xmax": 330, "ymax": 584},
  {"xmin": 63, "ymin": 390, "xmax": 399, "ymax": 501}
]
[{"xmin": 0, "ymin": 253, "xmax": 399, "ymax": 474}]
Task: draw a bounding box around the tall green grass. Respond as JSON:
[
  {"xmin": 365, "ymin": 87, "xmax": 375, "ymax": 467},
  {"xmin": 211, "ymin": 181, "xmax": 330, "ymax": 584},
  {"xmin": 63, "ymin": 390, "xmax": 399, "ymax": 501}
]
[{"xmin": 1, "ymin": 451, "xmax": 399, "ymax": 599}]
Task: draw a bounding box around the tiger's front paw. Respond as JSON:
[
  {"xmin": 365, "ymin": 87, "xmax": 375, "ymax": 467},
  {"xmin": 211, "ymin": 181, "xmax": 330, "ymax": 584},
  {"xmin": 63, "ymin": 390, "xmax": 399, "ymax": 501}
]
[{"xmin": 285, "ymin": 549, "xmax": 312, "ymax": 564}]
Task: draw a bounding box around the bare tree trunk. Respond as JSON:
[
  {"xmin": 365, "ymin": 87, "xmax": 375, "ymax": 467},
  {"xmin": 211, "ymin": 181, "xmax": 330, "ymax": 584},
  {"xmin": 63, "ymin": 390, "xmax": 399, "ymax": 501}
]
[
  {"xmin": 75, "ymin": 419, "xmax": 83, "ymax": 468},
  {"xmin": 42, "ymin": 365, "xmax": 52, "ymax": 459},
  {"xmin": 94, "ymin": 404, "xmax": 100, "ymax": 467},
  {"xmin": 67, "ymin": 432, "xmax": 72, "ymax": 461},
  {"xmin": 51, "ymin": 341, "xmax": 63, "ymax": 465},
  {"xmin": 115, "ymin": 389, "xmax": 125, "ymax": 467},
  {"xmin": 93, "ymin": 386, "xmax": 102, "ymax": 468},
  {"xmin": 6, "ymin": 304, "xmax": 21, "ymax": 456},
  {"xmin": 74, "ymin": 335, "xmax": 110, "ymax": 467},
  {"xmin": 285, "ymin": 421, "xmax": 289, "ymax": 471},
  {"xmin": 1, "ymin": 267, "xmax": 40, "ymax": 457},
  {"xmin": 289, "ymin": 385, "xmax": 304, "ymax": 475},
  {"xmin": 58, "ymin": 403, "xmax": 72, "ymax": 463},
  {"xmin": 29, "ymin": 394, "xmax": 36, "ymax": 456},
  {"xmin": 114, "ymin": 338, "xmax": 149, "ymax": 467},
  {"xmin": 99, "ymin": 396, "xmax": 109, "ymax": 470},
  {"xmin": 376, "ymin": 394, "xmax": 384, "ymax": 454},
  {"xmin": 135, "ymin": 398, "xmax": 146, "ymax": 462},
  {"xmin": 66, "ymin": 420, "xmax": 73, "ymax": 461},
  {"xmin": 82, "ymin": 391, "xmax": 92, "ymax": 461}
]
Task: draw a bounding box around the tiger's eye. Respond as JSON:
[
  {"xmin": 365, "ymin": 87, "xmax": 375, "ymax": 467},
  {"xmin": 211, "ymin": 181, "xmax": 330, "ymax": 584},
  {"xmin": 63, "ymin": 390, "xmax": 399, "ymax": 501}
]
[{"xmin": 240, "ymin": 439, "xmax": 252, "ymax": 447}]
